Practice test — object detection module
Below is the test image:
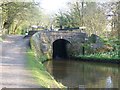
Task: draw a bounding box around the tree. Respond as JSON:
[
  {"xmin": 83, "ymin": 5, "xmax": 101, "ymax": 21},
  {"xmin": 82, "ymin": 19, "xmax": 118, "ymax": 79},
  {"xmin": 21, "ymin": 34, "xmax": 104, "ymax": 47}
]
[
  {"xmin": 82, "ymin": 2, "xmax": 107, "ymax": 36},
  {"xmin": 53, "ymin": 1, "xmax": 107, "ymax": 37},
  {"xmin": 117, "ymin": 1, "xmax": 120, "ymax": 58},
  {"xmin": 1, "ymin": 1, "xmax": 41, "ymax": 34}
]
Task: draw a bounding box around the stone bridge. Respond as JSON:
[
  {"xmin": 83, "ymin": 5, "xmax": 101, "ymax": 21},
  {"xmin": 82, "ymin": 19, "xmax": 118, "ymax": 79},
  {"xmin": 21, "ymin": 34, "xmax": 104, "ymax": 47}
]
[{"xmin": 30, "ymin": 30, "xmax": 87, "ymax": 60}]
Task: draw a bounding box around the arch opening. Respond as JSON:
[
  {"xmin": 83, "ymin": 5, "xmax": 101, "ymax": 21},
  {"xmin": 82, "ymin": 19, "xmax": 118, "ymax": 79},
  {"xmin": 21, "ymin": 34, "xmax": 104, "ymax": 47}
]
[{"xmin": 52, "ymin": 39, "xmax": 70, "ymax": 59}]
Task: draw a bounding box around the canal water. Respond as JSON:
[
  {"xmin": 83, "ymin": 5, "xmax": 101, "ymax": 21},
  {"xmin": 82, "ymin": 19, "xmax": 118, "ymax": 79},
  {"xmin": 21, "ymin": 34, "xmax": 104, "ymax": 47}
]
[{"xmin": 44, "ymin": 60, "xmax": 119, "ymax": 88}]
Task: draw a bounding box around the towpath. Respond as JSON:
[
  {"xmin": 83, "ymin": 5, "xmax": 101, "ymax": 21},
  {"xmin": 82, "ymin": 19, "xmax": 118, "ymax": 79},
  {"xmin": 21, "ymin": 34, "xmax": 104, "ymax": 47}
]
[{"xmin": 0, "ymin": 35, "xmax": 40, "ymax": 89}]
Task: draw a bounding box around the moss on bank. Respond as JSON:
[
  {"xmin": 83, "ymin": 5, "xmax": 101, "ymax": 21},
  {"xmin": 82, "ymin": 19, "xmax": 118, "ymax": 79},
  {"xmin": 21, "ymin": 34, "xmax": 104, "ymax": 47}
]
[{"xmin": 26, "ymin": 49, "xmax": 66, "ymax": 88}]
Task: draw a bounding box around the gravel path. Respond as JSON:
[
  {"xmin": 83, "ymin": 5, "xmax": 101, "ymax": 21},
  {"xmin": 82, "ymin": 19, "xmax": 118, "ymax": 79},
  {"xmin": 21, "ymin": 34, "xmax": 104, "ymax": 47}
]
[{"xmin": 0, "ymin": 35, "xmax": 41, "ymax": 89}]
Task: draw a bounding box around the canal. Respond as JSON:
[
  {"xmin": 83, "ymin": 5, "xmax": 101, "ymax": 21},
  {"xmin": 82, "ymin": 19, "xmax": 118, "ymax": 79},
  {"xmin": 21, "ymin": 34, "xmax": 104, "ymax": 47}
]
[{"xmin": 44, "ymin": 60, "xmax": 119, "ymax": 88}]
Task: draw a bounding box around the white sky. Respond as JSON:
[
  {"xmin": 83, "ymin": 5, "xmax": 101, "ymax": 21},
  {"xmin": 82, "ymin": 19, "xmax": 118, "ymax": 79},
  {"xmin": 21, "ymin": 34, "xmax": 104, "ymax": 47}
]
[{"xmin": 39, "ymin": 0, "xmax": 71, "ymax": 14}]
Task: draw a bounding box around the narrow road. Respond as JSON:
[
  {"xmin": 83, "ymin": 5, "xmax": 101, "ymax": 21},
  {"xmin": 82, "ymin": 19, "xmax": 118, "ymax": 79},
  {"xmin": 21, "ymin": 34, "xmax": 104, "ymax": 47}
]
[{"xmin": 0, "ymin": 35, "xmax": 40, "ymax": 89}]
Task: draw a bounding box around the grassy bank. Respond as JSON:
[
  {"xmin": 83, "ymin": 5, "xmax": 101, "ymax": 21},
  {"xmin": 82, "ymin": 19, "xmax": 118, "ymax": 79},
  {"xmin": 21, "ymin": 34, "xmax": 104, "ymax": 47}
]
[
  {"xmin": 0, "ymin": 36, "xmax": 3, "ymax": 42},
  {"xmin": 74, "ymin": 53, "xmax": 119, "ymax": 64},
  {"xmin": 75, "ymin": 50, "xmax": 120, "ymax": 63},
  {"xmin": 0, "ymin": 38, "xmax": 2, "ymax": 42},
  {"xmin": 26, "ymin": 49, "xmax": 66, "ymax": 88}
]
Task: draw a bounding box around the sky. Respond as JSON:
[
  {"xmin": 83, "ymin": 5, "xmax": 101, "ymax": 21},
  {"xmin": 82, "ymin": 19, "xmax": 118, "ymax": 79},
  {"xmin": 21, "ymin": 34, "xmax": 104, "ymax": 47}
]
[
  {"xmin": 34, "ymin": 0, "xmax": 119, "ymax": 14},
  {"xmin": 38, "ymin": 0, "xmax": 71, "ymax": 14}
]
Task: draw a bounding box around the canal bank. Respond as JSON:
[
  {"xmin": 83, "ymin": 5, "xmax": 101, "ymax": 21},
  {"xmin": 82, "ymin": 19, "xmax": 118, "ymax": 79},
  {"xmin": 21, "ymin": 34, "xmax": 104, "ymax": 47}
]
[
  {"xmin": 69, "ymin": 57, "xmax": 119, "ymax": 64},
  {"xmin": 26, "ymin": 49, "xmax": 66, "ymax": 88}
]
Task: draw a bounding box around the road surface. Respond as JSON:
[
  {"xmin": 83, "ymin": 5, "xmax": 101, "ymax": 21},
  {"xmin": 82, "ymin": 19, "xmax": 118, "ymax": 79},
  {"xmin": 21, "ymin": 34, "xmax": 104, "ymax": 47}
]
[{"xmin": 0, "ymin": 35, "xmax": 41, "ymax": 89}]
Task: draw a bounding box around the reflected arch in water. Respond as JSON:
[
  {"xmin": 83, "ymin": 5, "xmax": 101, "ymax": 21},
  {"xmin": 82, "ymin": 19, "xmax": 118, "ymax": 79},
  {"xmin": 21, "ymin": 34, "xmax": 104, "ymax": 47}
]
[{"xmin": 52, "ymin": 39, "xmax": 71, "ymax": 59}]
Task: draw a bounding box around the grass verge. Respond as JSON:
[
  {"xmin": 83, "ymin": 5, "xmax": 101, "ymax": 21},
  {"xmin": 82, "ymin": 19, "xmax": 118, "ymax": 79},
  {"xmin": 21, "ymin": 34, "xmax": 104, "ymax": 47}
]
[
  {"xmin": 0, "ymin": 37, "xmax": 3, "ymax": 42},
  {"xmin": 26, "ymin": 49, "xmax": 66, "ymax": 89}
]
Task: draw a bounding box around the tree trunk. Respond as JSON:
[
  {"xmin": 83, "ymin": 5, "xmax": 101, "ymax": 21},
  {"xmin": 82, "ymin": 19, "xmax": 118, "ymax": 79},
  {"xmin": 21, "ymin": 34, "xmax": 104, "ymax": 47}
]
[
  {"xmin": 13, "ymin": 21, "xmax": 23, "ymax": 34},
  {"xmin": 117, "ymin": 1, "xmax": 120, "ymax": 58}
]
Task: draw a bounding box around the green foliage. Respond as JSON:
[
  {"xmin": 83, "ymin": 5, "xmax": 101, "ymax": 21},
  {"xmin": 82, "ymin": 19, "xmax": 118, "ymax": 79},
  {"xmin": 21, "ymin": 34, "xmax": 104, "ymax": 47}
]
[
  {"xmin": 79, "ymin": 50, "xmax": 119, "ymax": 60},
  {"xmin": 0, "ymin": 37, "xmax": 2, "ymax": 42},
  {"xmin": 53, "ymin": 2, "xmax": 107, "ymax": 35},
  {"xmin": 1, "ymin": 1, "xmax": 41, "ymax": 34},
  {"xmin": 79, "ymin": 37, "xmax": 119, "ymax": 60}
]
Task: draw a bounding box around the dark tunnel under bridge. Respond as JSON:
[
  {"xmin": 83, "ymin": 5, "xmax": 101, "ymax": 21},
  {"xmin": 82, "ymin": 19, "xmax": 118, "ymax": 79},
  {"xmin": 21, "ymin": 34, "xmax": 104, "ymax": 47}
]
[{"xmin": 52, "ymin": 39, "xmax": 71, "ymax": 59}]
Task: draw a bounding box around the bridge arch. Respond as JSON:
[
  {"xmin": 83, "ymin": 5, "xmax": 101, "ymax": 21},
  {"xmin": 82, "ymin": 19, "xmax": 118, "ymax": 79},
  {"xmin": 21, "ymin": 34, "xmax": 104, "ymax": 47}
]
[
  {"xmin": 52, "ymin": 39, "xmax": 71, "ymax": 59},
  {"xmin": 31, "ymin": 30, "xmax": 88, "ymax": 60}
]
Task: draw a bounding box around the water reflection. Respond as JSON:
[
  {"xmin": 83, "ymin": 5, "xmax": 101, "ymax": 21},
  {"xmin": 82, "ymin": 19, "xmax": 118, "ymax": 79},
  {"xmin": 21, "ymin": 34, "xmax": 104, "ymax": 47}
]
[
  {"xmin": 44, "ymin": 60, "xmax": 119, "ymax": 88},
  {"xmin": 106, "ymin": 76, "xmax": 113, "ymax": 88}
]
